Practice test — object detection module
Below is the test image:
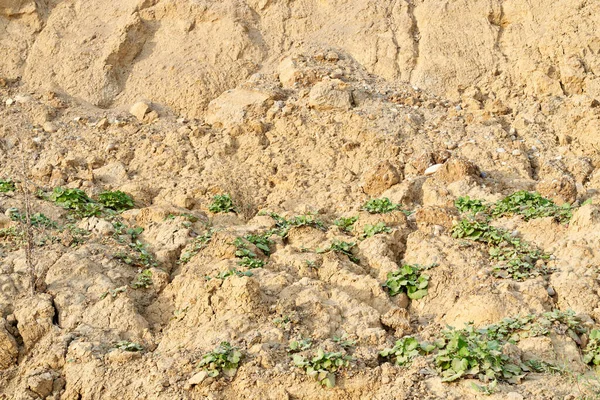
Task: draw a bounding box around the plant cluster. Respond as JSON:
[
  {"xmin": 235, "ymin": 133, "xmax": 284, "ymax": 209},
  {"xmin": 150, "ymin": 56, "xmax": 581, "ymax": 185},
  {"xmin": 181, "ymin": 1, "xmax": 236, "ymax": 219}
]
[
  {"xmin": 114, "ymin": 341, "xmax": 144, "ymax": 352},
  {"xmin": 233, "ymin": 237, "xmax": 264, "ymax": 269},
  {"xmin": 318, "ymin": 240, "xmax": 358, "ymax": 263},
  {"xmin": 583, "ymin": 329, "xmax": 600, "ymax": 366},
  {"xmin": 179, "ymin": 230, "xmax": 213, "ymax": 264},
  {"xmin": 130, "ymin": 269, "xmax": 153, "ymax": 289},
  {"xmin": 451, "ymin": 219, "xmax": 548, "ymax": 280},
  {"xmin": 455, "ymin": 191, "xmax": 573, "ymax": 223},
  {"xmin": 244, "ymin": 232, "xmax": 273, "ymax": 256},
  {"xmin": 334, "ymin": 216, "xmax": 358, "ymax": 233},
  {"xmin": 434, "ymin": 324, "xmax": 525, "ymax": 383},
  {"xmin": 361, "ymin": 222, "xmax": 391, "ymax": 239},
  {"xmin": 383, "ymin": 264, "xmax": 430, "ymax": 300},
  {"xmin": 210, "ymin": 268, "xmax": 253, "ymax": 280},
  {"xmin": 379, "ymin": 336, "xmax": 435, "ymax": 366},
  {"xmin": 208, "ymin": 194, "xmax": 236, "ymax": 214},
  {"xmin": 265, "ymin": 212, "xmax": 326, "ymax": 237},
  {"xmin": 288, "ymin": 338, "xmax": 313, "ymax": 353},
  {"xmin": 362, "ymin": 197, "xmax": 400, "ymax": 214},
  {"xmin": 292, "ymin": 349, "xmax": 352, "ymax": 388},
  {"xmin": 97, "ymin": 190, "xmax": 135, "ymax": 212},
  {"xmin": 0, "ymin": 179, "xmax": 16, "ymax": 193},
  {"xmin": 197, "ymin": 342, "xmax": 243, "ymax": 378}
]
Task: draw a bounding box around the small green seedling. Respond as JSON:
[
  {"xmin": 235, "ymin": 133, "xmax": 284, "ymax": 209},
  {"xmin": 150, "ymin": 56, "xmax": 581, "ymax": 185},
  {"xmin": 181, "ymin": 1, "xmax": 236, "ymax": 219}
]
[
  {"xmin": 293, "ymin": 349, "xmax": 352, "ymax": 388},
  {"xmin": 212, "ymin": 269, "xmax": 253, "ymax": 280},
  {"xmin": 383, "ymin": 264, "xmax": 429, "ymax": 300},
  {"xmin": 197, "ymin": 342, "xmax": 243, "ymax": 378},
  {"xmin": 334, "ymin": 216, "xmax": 358, "ymax": 233},
  {"xmin": 362, "ymin": 198, "xmax": 399, "ymax": 214},
  {"xmin": 245, "ymin": 233, "xmax": 273, "ymax": 256},
  {"xmin": 233, "ymin": 237, "xmax": 264, "ymax": 269},
  {"xmin": 333, "ymin": 334, "xmax": 357, "ymax": 349},
  {"xmin": 455, "ymin": 196, "xmax": 488, "ymax": 214},
  {"xmin": 98, "ymin": 191, "xmax": 135, "ymax": 212},
  {"xmin": 318, "ymin": 240, "xmax": 359, "ymax": 263},
  {"xmin": 179, "ymin": 230, "xmax": 213, "ymax": 264},
  {"xmin": 361, "ymin": 222, "xmax": 391, "ymax": 239},
  {"xmin": 288, "ymin": 338, "xmax": 313, "ymax": 353},
  {"xmin": 114, "ymin": 341, "xmax": 144, "ymax": 352},
  {"xmin": 209, "ymin": 194, "xmax": 236, "ymax": 213},
  {"xmin": 130, "ymin": 269, "xmax": 153, "ymax": 289},
  {"xmin": 491, "ymin": 191, "xmax": 572, "ymax": 223},
  {"xmin": 583, "ymin": 329, "xmax": 600, "ymax": 366},
  {"xmin": 0, "ymin": 179, "xmax": 16, "ymax": 193},
  {"xmin": 379, "ymin": 336, "xmax": 435, "ymax": 366}
]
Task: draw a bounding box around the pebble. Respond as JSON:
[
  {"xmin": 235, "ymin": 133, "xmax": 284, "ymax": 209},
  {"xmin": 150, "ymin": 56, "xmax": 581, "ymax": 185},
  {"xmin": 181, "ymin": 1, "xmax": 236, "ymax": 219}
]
[
  {"xmin": 42, "ymin": 122, "xmax": 58, "ymax": 133},
  {"xmin": 480, "ymin": 171, "xmax": 488, "ymax": 178},
  {"xmin": 105, "ymin": 142, "xmax": 118, "ymax": 152},
  {"xmin": 546, "ymin": 286, "xmax": 556, "ymax": 296},
  {"xmin": 511, "ymin": 149, "xmax": 521, "ymax": 156},
  {"xmin": 130, "ymin": 101, "xmax": 150, "ymax": 121},
  {"xmin": 5, "ymin": 98, "xmax": 14, "ymax": 106},
  {"xmin": 496, "ymin": 147, "xmax": 506, "ymax": 153},
  {"xmin": 445, "ymin": 141, "xmax": 458, "ymax": 150},
  {"xmin": 424, "ymin": 164, "xmax": 443, "ymax": 176}
]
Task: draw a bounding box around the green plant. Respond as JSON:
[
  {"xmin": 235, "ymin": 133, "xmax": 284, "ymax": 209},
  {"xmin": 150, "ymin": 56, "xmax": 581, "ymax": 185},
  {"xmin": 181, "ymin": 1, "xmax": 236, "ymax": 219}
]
[
  {"xmin": 583, "ymin": 329, "xmax": 600, "ymax": 366},
  {"xmin": 379, "ymin": 336, "xmax": 435, "ymax": 366},
  {"xmin": 451, "ymin": 219, "xmax": 548, "ymax": 280},
  {"xmin": 333, "ymin": 334, "xmax": 357, "ymax": 349},
  {"xmin": 130, "ymin": 269, "xmax": 153, "ymax": 289},
  {"xmin": 50, "ymin": 187, "xmax": 91, "ymax": 208},
  {"xmin": 288, "ymin": 338, "xmax": 313, "ymax": 353},
  {"xmin": 245, "ymin": 232, "xmax": 273, "ymax": 256},
  {"xmin": 233, "ymin": 237, "xmax": 264, "ymax": 269},
  {"xmin": 179, "ymin": 230, "xmax": 213, "ymax": 264},
  {"xmin": 198, "ymin": 342, "xmax": 243, "ymax": 378},
  {"xmin": 362, "ymin": 197, "xmax": 399, "ymax": 214},
  {"xmin": 383, "ymin": 264, "xmax": 430, "ymax": 300},
  {"xmin": 491, "ymin": 191, "xmax": 572, "ymax": 223},
  {"xmin": 9, "ymin": 211, "xmax": 57, "ymax": 229},
  {"xmin": 0, "ymin": 179, "xmax": 16, "ymax": 193},
  {"xmin": 209, "ymin": 194, "xmax": 236, "ymax": 214},
  {"xmin": 97, "ymin": 190, "xmax": 135, "ymax": 212},
  {"xmin": 273, "ymin": 315, "xmax": 291, "ymax": 329},
  {"xmin": 455, "ymin": 196, "xmax": 488, "ymax": 214},
  {"xmin": 361, "ymin": 222, "xmax": 391, "ymax": 239},
  {"xmin": 263, "ymin": 212, "xmax": 326, "ymax": 237},
  {"xmin": 114, "ymin": 341, "xmax": 144, "ymax": 352},
  {"xmin": 293, "ymin": 349, "xmax": 352, "ymax": 388},
  {"xmin": 434, "ymin": 324, "xmax": 524, "ymax": 383},
  {"xmin": 334, "ymin": 216, "xmax": 358, "ymax": 233},
  {"xmin": 318, "ymin": 240, "xmax": 358, "ymax": 263},
  {"xmin": 471, "ymin": 381, "xmax": 498, "ymax": 395},
  {"xmin": 211, "ymin": 268, "xmax": 253, "ymax": 280}
]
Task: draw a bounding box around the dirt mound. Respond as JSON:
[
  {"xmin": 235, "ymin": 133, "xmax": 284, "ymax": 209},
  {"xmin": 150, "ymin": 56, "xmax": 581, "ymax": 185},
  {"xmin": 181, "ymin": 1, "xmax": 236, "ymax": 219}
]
[{"xmin": 1, "ymin": 1, "xmax": 600, "ymax": 399}]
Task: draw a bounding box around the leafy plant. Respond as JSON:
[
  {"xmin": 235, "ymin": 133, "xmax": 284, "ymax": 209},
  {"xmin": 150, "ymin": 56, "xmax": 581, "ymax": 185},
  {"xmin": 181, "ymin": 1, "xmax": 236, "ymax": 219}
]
[
  {"xmin": 383, "ymin": 264, "xmax": 430, "ymax": 300},
  {"xmin": 179, "ymin": 230, "xmax": 213, "ymax": 264},
  {"xmin": 455, "ymin": 196, "xmax": 488, "ymax": 214},
  {"xmin": 245, "ymin": 232, "xmax": 273, "ymax": 256},
  {"xmin": 114, "ymin": 341, "xmax": 144, "ymax": 352},
  {"xmin": 583, "ymin": 329, "xmax": 600, "ymax": 366},
  {"xmin": 451, "ymin": 219, "xmax": 548, "ymax": 280},
  {"xmin": 9, "ymin": 211, "xmax": 57, "ymax": 229},
  {"xmin": 379, "ymin": 336, "xmax": 435, "ymax": 366},
  {"xmin": 197, "ymin": 342, "xmax": 243, "ymax": 378},
  {"xmin": 490, "ymin": 191, "xmax": 572, "ymax": 223},
  {"xmin": 334, "ymin": 216, "xmax": 358, "ymax": 233},
  {"xmin": 293, "ymin": 349, "xmax": 352, "ymax": 388},
  {"xmin": 318, "ymin": 240, "xmax": 358, "ymax": 263},
  {"xmin": 233, "ymin": 237, "xmax": 264, "ymax": 269},
  {"xmin": 49, "ymin": 187, "xmax": 91, "ymax": 208},
  {"xmin": 362, "ymin": 198, "xmax": 399, "ymax": 214},
  {"xmin": 211, "ymin": 268, "xmax": 253, "ymax": 280},
  {"xmin": 434, "ymin": 324, "xmax": 524, "ymax": 383},
  {"xmin": 208, "ymin": 194, "xmax": 236, "ymax": 214},
  {"xmin": 263, "ymin": 212, "xmax": 326, "ymax": 237},
  {"xmin": 361, "ymin": 222, "xmax": 391, "ymax": 239},
  {"xmin": 98, "ymin": 191, "xmax": 134, "ymax": 212},
  {"xmin": 288, "ymin": 338, "xmax": 313, "ymax": 353},
  {"xmin": 130, "ymin": 269, "xmax": 153, "ymax": 289},
  {"xmin": 0, "ymin": 179, "xmax": 16, "ymax": 193},
  {"xmin": 333, "ymin": 334, "xmax": 357, "ymax": 349}
]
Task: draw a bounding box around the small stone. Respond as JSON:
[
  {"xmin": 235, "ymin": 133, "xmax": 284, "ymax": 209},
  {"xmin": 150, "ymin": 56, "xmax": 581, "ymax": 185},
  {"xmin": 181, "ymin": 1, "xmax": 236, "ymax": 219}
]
[
  {"xmin": 511, "ymin": 149, "xmax": 521, "ymax": 156},
  {"xmin": 105, "ymin": 142, "xmax": 118, "ymax": 152},
  {"xmin": 5, "ymin": 98, "xmax": 14, "ymax": 106},
  {"xmin": 546, "ymin": 286, "xmax": 556, "ymax": 296},
  {"xmin": 424, "ymin": 164, "xmax": 443, "ymax": 176},
  {"xmin": 145, "ymin": 110, "xmax": 159, "ymax": 123},
  {"xmin": 14, "ymin": 94, "xmax": 31, "ymax": 103},
  {"xmin": 496, "ymin": 147, "xmax": 506, "ymax": 153},
  {"xmin": 506, "ymin": 392, "xmax": 524, "ymax": 400},
  {"xmin": 325, "ymin": 51, "xmax": 339, "ymax": 62},
  {"xmin": 42, "ymin": 122, "xmax": 58, "ymax": 133},
  {"xmin": 188, "ymin": 371, "xmax": 208, "ymax": 386},
  {"xmin": 96, "ymin": 118, "xmax": 109, "ymax": 130},
  {"xmin": 130, "ymin": 101, "xmax": 150, "ymax": 121},
  {"xmin": 27, "ymin": 372, "xmax": 55, "ymax": 398},
  {"xmin": 509, "ymin": 127, "xmax": 517, "ymax": 135},
  {"xmin": 445, "ymin": 141, "xmax": 458, "ymax": 150}
]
